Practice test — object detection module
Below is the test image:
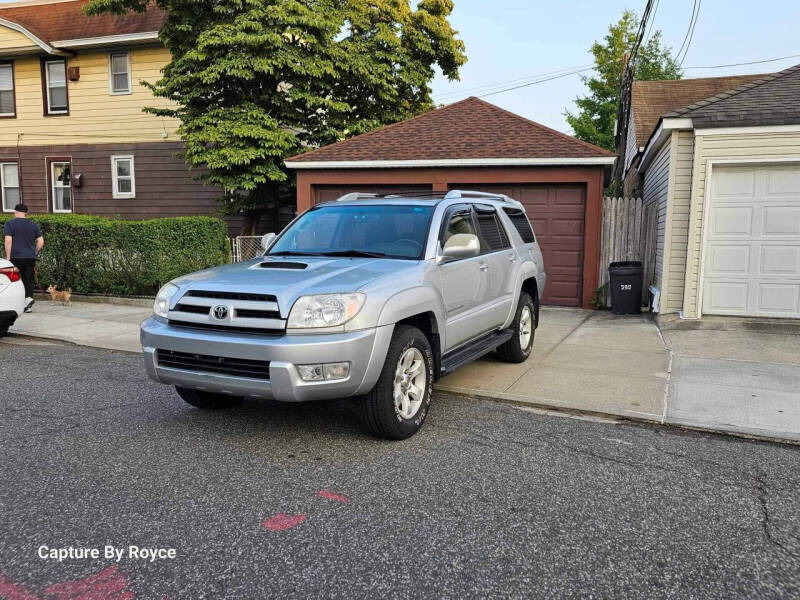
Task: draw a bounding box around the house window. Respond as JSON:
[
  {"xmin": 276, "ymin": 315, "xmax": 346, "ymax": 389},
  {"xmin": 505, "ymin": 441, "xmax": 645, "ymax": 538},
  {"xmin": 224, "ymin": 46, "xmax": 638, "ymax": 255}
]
[
  {"xmin": 51, "ymin": 161, "xmax": 72, "ymax": 213},
  {"xmin": 109, "ymin": 51, "xmax": 131, "ymax": 95},
  {"xmin": 111, "ymin": 155, "xmax": 135, "ymax": 199},
  {"xmin": 0, "ymin": 63, "xmax": 15, "ymax": 117},
  {"xmin": 1, "ymin": 163, "xmax": 20, "ymax": 212},
  {"xmin": 44, "ymin": 59, "xmax": 68, "ymax": 115}
]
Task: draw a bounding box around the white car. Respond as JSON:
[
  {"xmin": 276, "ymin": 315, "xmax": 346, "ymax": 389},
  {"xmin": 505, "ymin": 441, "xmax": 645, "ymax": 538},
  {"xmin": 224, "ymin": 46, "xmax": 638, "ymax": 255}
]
[{"xmin": 0, "ymin": 259, "xmax": 25, "ymax": 337}]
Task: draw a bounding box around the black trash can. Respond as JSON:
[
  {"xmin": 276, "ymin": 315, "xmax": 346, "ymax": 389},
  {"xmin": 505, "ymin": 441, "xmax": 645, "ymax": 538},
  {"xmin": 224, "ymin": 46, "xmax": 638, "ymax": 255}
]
[{"xmin": 608, "ymin": 261, "xmax": 643, "ymax": 315}]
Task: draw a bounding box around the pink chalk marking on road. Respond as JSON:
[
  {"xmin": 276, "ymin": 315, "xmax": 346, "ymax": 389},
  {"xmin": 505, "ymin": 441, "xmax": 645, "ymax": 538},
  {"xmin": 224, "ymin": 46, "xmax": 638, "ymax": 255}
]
[
  {"xmin": 317, "ymin": 490, "xmax": 350, "ymax": 503},
  {"xmin": 0, "ymin": 566, "xmax": 134, "ymax": 600},
  {"xmin": 0, "ymin": 572, "xmax": 41, "ymax": 600},
  {"xmin": 262, "ymin": 513, "xmax": 307, "ymax": 531},
  {"xmin": 43, "ymin": 566, "xmax": 134, "ymax": 600}
]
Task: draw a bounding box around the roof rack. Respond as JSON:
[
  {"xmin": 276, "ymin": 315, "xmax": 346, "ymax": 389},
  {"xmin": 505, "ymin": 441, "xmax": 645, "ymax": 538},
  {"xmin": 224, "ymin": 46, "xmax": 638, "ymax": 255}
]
[{"xmin": 333, "ymin": 189, "xmax": 520, "ymax": 205}]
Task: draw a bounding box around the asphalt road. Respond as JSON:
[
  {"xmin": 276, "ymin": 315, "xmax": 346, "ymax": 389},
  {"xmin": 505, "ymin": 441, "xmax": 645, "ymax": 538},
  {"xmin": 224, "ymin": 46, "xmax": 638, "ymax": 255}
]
[{"xmin": 0, "ymin": 338, "xmax": 798, "ymax": 599}]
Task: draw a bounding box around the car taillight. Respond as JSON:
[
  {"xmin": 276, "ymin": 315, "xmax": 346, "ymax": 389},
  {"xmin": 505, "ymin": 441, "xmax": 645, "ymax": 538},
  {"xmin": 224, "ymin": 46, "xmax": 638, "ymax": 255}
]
[{"xmin": 0, "ymin": 266, "xmax": 21, "ymax": 283}]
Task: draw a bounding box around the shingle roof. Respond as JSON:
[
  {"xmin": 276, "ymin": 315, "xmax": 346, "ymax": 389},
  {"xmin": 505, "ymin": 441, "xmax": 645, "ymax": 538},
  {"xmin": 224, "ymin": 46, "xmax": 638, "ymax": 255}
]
[
  {"xmin": 287, "ymin": 97, "xmax": 614, "ymax": 164},
  {"xmin": 664, "ymin": 63, "xmax": 800, "ymax": 128},
  {"xmin": 631, "ymin": 74, "xmax": 766, "ymax": 147},
  {"xmin": 0, "ymin": 0, "xmax": 165, "ymax": 43}
]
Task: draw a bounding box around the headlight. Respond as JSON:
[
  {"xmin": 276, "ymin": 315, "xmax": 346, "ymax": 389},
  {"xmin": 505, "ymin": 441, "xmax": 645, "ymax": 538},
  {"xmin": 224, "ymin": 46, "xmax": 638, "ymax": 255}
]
[
  {"xmin": 153, "ymin": 283, "xmax": 179, "ymax": 318},
  {"xmin": 287, "ymin": 293, "xmax": 366, "ymax": 329}
]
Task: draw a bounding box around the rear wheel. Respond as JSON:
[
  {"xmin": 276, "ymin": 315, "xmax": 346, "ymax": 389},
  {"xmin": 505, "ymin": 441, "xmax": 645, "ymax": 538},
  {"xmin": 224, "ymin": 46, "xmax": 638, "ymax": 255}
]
[
  {"xmin": 497, "ymin": 292, "xmax": 535, "ymax": 363},
  {"xmin": 358, "ymin": 325, "xmax": 434, "ymax": 440},
  {"xmin": 0, "ymin": 325, "xmax": 8, "ymax": 339},
  {"xmin": 175, "ymin": 387, "xmax": 243, "ymax": 410}
]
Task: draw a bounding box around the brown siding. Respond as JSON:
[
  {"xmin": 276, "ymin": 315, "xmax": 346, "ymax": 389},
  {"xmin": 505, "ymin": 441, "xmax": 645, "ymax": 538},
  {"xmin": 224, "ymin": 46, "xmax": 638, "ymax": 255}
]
[{"xmin": 0, "ymin": 141, "xmax": 237, "ymax": 226}]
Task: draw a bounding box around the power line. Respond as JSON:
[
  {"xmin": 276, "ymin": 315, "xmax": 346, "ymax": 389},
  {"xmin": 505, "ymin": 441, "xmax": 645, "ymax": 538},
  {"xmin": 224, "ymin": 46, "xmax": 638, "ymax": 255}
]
[
  {"xmin": 679, "ymin": 0, "xmax": 702, "ymax": 66},
  {"xmin": 476, "ymin": 66, "xmax": 595, "ymax": 99},
  {"xmin": 675, "ymin": 0, "xmax": 701, "ymax": 65},
  {"xmin": 434, "ymin": 64, "xmax": 593, "ymax": 102},
  {"xmin": 643, "ymin": 0, "xmax": 660, "ymax": 45},
  {"xmin": 685, "ymin": 52, "xmax": 800, "ymax": 70}
]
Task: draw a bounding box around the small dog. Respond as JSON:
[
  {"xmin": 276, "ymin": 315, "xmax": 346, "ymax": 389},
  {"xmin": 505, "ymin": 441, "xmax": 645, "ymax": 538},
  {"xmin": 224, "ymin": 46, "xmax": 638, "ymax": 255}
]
[{"xmin": 47, "ymin": 285, "xmax": 73, "ymax": 307}]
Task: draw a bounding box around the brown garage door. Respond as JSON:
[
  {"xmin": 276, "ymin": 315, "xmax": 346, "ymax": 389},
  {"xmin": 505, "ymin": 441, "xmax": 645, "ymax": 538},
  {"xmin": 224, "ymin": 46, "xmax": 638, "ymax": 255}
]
[
  {"xmin": 452, "ymin": 184, "xmax": 586, "ymax": 306},
  {"xmin": 312, "ymin": 184, "xmax": 433, "ymax": 205}
]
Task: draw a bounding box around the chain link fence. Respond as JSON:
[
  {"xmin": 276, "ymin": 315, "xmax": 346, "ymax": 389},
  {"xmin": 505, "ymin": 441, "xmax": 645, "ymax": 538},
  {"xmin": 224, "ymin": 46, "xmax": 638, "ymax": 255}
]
[{"xmin": 231, "ymin": 236, "xmax": 265, "ymax": 263}]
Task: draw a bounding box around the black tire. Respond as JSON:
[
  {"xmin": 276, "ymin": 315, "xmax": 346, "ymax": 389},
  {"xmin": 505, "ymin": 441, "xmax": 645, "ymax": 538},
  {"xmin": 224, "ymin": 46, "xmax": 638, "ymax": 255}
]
[
  {"xmin": 497, "ymin": 292, "xmax": 536, "ymax": 363},
  {"xmin": 175, "ymin": 387, "xmax": 243, "ymax": 410},
  {"xmin": 358, "ymin": 325, "xmax": 434, "ymax": 440},
  {"xmin": 0, "ymin": 325, "xmax": 8, "ymax": 339}
]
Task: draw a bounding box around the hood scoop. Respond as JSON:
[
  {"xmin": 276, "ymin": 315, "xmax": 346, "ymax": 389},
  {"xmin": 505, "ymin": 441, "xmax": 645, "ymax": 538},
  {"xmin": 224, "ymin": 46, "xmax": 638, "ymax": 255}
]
[{"xmin": 258, "ymin": 261, "xmax": 308, "ymax": 270}]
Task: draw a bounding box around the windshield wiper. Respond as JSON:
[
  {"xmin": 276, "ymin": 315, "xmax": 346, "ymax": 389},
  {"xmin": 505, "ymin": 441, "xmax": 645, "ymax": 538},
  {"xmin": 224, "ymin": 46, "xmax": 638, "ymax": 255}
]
[{"xmin": 315, "ymin": 250, "xmax": 390, "ymax": 258}]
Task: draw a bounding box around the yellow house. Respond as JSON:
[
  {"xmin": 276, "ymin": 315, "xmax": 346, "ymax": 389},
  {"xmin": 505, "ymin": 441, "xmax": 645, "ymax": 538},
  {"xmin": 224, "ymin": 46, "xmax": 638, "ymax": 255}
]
[{"xmin": 0, "ymin": 0, "xmax": 220, "ymax": 221}]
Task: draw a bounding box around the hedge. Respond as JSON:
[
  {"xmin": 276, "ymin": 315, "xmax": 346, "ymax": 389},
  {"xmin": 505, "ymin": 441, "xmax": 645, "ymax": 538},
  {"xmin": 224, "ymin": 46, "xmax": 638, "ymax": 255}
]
[{"xmin": 0, "ymin": 214, "xmax": 230, "ymax": 296}]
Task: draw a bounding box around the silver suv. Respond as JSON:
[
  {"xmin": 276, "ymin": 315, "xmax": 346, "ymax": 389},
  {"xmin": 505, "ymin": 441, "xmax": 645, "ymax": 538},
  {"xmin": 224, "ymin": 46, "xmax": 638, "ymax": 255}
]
[{"xmin": 141, "ymin": 190, "xmax": 546, "ymax": 439}]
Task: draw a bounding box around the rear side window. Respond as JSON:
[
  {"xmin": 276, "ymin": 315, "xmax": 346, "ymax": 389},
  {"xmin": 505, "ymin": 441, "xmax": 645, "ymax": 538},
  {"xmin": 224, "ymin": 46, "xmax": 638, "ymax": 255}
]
[
  {"xmin": 503, "ymin": 208, "xmax": 535, "ymax": 244},
  {"xmin": 475, "ymin": 212, "xmax": 511, "ymax": 252}
]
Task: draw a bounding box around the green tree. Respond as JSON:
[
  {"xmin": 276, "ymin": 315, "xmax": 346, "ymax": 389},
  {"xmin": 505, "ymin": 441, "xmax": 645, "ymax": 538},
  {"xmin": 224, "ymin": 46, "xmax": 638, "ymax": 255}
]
[
  {"xmin": 565, "ymin": 9, "xmax": 681, "ymax": 151},
  {"xmin": 85, "ymin": 0, "xmax": 466, "ymax": 233}
]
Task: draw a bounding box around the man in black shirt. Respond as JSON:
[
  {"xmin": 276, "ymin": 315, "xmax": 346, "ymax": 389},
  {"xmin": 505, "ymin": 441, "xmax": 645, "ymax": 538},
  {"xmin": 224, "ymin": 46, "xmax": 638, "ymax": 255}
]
[{"xmin": 3, "ymin": 204, "xmax": 44, "ymax": 312}]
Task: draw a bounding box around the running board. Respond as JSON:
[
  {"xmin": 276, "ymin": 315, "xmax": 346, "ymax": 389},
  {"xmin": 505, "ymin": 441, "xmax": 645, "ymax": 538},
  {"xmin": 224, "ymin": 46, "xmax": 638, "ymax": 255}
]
[{"xmin": 440, "ymin": 329, "xmax": 514, "ymax": 375}]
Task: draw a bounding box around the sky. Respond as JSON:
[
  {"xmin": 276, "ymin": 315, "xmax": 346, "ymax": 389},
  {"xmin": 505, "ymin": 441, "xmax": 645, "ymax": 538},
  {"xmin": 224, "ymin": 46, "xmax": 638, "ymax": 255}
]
[
  {"xmin": 430, "ymin": 0, "xmax": 800, "ymax": 133},
  {"xmin": 2, "ymin": 0, "xmax": 799, "ymax": 135}
]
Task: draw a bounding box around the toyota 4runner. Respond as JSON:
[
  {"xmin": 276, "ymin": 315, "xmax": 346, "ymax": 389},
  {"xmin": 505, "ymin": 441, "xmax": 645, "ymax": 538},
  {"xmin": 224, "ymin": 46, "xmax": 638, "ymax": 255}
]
[{"xmin": 140, "ymin": 190, "xmax": 546, "ymax": 439}]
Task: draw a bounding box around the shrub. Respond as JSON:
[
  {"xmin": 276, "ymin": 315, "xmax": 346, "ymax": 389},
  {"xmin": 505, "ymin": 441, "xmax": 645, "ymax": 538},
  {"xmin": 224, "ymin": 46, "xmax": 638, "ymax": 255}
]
[{"xmin": 0, "ymin": 214, "xmax": 230, "ymax": 296}]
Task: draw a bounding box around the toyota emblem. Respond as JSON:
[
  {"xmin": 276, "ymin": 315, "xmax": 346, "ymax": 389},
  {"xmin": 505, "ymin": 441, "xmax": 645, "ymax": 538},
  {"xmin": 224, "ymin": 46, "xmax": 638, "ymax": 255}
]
[{"xmin": 212, "ymin": 305, "xmax": 229, "ymax": 320}]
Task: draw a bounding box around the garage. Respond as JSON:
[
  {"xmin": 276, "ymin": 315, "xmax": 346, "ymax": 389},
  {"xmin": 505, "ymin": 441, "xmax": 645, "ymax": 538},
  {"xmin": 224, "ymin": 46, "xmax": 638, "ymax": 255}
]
[
  {"xmin": 449, "ymin": 184, "xmax": 586, "ymax": 306},
  {"xmin": 285, "ymin": 97, "xmax": 615, "ymax": 309},
  {"xmin": 702, "ymin": 165, "xmax": 800, "ymax": 318}
]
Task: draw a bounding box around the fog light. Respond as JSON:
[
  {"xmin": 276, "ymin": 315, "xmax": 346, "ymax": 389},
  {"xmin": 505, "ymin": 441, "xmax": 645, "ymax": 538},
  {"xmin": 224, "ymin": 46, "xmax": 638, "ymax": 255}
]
[
  {"xmin": 323, "ymin": 362, "xmax": 350, "ymax": 381},
  {"xmin": 297, "ymin": 362, "xmax": 350, "ymax": 382},
  {"xmin": 297, "ymin": 364, "xmax": 325, "ymax": 381}
]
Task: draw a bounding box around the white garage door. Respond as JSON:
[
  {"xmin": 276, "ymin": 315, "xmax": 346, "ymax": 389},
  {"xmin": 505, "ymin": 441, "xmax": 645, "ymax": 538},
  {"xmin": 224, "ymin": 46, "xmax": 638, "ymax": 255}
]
[{"xmin": 703, "ymin": 165, "xmax": 800, "ymax": 318}]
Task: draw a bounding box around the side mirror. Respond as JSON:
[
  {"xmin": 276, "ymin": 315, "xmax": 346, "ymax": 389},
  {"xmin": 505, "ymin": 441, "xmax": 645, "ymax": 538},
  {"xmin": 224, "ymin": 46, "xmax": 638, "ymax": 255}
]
[
  {"xmin": 439, "ymin": 233, "xmax": 480, "ymax": 263},
  {"xmin": 261, "ymin": 233, "xmax": 276, "ymax": 251}
]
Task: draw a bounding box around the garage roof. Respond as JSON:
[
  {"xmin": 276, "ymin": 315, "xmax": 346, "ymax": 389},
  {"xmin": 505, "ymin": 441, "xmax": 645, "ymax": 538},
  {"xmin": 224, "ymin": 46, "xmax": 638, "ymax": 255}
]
[
  {"xmin": 664, "ymin": 63, "xmax": 800, "ymax": 129},
  {"xmin": 630, "ymin": 74, "xmax": 766, "ymax": 148},
  {"xmin": 286, "ymin": 97, "xmax": 615, "ymax": 169}
]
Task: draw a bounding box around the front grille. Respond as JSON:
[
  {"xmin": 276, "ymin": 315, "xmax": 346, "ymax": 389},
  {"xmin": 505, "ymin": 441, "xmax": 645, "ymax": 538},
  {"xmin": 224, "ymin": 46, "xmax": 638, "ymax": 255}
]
[
  {"xmin": 169, "ymin": 289, "xmax": 286, "ymax": 334},
  {"xmin": 185, "ymin": 290, "xmax": 277, "ymax": 303},
  {"xmin": 168, "ymin": 321, "xmax": 284, "ymax": 336},
  {"xmin": 157, "ymin": 349, "xmax": 270, "ymax": 380},
  {"xmin": 174, "ymin": 303, "xmax": 210, "ymax": 315}
]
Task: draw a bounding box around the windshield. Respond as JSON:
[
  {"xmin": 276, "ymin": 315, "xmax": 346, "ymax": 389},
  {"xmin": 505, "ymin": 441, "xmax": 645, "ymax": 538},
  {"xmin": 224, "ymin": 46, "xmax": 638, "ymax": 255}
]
[{"xmin": 268, "ymin": 204, "xmax": 433, "ymax": 260}]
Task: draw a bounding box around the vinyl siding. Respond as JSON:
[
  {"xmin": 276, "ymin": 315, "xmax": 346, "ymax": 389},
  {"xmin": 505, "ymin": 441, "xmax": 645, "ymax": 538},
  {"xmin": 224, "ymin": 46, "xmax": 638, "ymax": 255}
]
[
  {"xmin": 664, "ymin": 130, "xmax": 694, "ymax": 313},
  {"xmin": 0, "ymin": 24, "xmax": 34, "ymax": 49},
  {"xmin": 0, "ymin": 45, "xmax": 178, "ymax": 147},
  {"xmin": 641, "ymin": 137, "xmax": 670, "ymax": 301},
  {"xmin": 682, "ymin": 130, "xmax": 800, "ymax": 318}
]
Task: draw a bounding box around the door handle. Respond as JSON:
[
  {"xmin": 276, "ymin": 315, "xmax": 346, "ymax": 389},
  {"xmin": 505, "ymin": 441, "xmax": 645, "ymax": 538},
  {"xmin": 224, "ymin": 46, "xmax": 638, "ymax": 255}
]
[
  {"xmin": 479, "ymin": 263, "xmax": 489, "ymax": 272},
  {"xmin": 508, "ymin": 254, "xmax": 517, "ymax": 263}
]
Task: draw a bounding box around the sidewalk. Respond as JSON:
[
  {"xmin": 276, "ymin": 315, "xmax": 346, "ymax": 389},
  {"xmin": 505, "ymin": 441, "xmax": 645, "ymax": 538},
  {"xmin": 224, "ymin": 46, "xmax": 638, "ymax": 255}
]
[
  {"xmin": 9, "ymin": 300, "xmax": 149, "ymax": 353},
  {"xmin": 663, "ymin": 328, "xmax": 800, "ymax": 443},
  {"xmin": 436, "ymin": 308, "xmax": 671, "ymax": 422}
]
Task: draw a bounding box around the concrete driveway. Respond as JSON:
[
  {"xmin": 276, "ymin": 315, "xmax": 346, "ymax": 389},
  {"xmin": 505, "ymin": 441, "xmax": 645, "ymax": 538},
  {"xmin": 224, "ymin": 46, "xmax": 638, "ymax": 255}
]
[
  {"xmin": 436, "ymin": 308, "xmax": 672, "ymax": 422},
  {"xmin": 663, "ymin": 328, "xmax": 800, "ymax": 443}
]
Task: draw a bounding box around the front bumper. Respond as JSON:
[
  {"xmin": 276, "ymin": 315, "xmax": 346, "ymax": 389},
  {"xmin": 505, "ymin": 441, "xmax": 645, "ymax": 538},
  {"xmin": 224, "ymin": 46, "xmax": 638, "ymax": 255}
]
[{"xmin": 140, "ymin": 317, "xmax": 393, "ymax": 402}]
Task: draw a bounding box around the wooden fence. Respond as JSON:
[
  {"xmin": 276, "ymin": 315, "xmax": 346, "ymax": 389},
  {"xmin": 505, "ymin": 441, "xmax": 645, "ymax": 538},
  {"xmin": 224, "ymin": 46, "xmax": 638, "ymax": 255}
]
[{"xmin": 596, "ymin": 197, "xmax": 658, "ymax": 308}]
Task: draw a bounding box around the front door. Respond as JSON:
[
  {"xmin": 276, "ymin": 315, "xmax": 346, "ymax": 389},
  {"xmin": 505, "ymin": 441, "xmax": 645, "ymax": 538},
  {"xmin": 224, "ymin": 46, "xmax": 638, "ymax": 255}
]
[{"xmin": 438, "ymin": 206, "xmax": 490, "ymax": 350}]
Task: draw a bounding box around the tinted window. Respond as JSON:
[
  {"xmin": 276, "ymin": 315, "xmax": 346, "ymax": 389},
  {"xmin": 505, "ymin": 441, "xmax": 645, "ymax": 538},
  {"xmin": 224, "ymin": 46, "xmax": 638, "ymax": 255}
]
[
  {"xmin": 503, "ymin": 208, "xmax": 535, "ymax": 243},
  {"xmin": 476, "ymin": 212, "xmax": 510, "ymax": 252},
  {"xmin": 443, "ymin": 210, "xmax": 477, "ymax": 245},
  {"xmin": 269, "ymin": 204, "xmax": 433, "ymax": 259}
]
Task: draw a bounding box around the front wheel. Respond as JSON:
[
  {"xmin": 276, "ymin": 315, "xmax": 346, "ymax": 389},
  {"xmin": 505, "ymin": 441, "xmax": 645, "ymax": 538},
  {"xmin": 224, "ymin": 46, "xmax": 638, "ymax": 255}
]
[
  {"xmin": 358, "ymin": 325, "xmax": 434, "ymax": 440},
  {"xmin": 175, "ymin": 387, "xmax": 243, "ymax": 410},
  {"xmin": 497, "ymin": 292, "xmax": 535, "ymax": 363}
]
